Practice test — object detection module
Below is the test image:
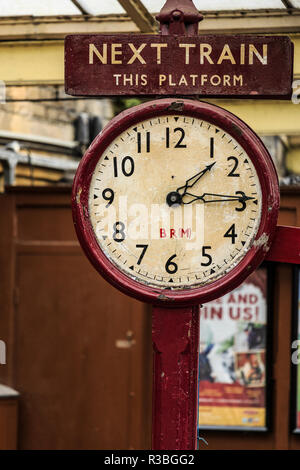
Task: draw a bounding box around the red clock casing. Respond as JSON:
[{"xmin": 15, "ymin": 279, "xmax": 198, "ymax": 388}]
[{"xmin": 72, "ymin": 98, "xmax": 279, "ymax": 307}]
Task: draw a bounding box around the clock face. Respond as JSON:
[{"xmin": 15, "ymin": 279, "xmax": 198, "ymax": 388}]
[{"xmin": 87, "ymin": 113, "xmax": 262, "ymax": 291}]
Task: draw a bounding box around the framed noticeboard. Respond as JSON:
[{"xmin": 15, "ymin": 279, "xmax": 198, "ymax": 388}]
[
  {"xmin": 198, "ymin": 264, "xmax": 273, "ymax": 432},
  {"xmin": 291, "ymin": 266, "xmax": 300, "ymax": 433}
]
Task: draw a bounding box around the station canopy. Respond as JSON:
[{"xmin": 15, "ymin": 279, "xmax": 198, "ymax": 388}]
[{"xmin": 0, "ymin": 0, "xmax": 299, "ymax": 17}]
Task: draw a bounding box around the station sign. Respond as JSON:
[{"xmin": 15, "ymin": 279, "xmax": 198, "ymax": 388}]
[{"xmin": 65, "ymin": 34, "xmax": 293, "ymax": 98}]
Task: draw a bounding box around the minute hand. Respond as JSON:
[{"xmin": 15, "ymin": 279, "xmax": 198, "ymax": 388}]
[{"xmin": 182, "ymin": 192, "xmax": 255, "ymax": 205}]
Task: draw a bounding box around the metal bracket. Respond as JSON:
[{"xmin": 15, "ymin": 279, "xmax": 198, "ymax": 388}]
[{"xmin": 156, "ymin": 0, "xmax": 203, "ymax": 36}]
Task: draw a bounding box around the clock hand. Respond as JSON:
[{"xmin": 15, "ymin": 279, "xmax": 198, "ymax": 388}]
[
  {"xmin": 176, "ymin": 162, "xmax": 216, "ymax": 196},
  {"xmin": 182, "ymin": 192, "xmax": 255, "ymax": 205}
]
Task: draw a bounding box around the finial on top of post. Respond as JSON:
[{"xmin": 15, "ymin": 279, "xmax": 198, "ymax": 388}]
[{"xmin": 156, "ymin": 0, "xmax": 203, "ymax": 36}]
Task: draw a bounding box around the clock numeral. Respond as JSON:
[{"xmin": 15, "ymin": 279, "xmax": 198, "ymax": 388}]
[
  {"xmin": 165, "ymin": 254, "xmax": 178, "ymax": 274},
  {"xmin": 102, "ymin": 188, "xmax": 114, "ymax": 207},
  {"xmin": 137, "ymin": 131, "xmax": 150, "ymax": 153},
  {"xmin": 166, "ymin": 127, "xmax": 170, "ymax": 148},
  {"xmin": 224, "ymin": 224, "xmax": 238, "ymax": 244},
  {"xmin": 113, "ymin": 156, "xmax": 135, "ymax": 177},
  {"xmin": 174, "ymin": 128, "xmax": 187, "ymax": 148},
  {"xmin": 210, "ymin": 137, "xmax": 214, "ymax": 158},
  {"xmin": 113, "ymin": 221, "xmax": 126, "ymax": 243},
  {"xmin": 227, "ymin": 156, "xmax": 240, "ymax": 177},
  {"xmin": 235, "ymin": 191, "xmax": 247, "ymax": 212},
  {"xmin": 201, "ymin": 246, "xmax": 212, "ymax": 266},
  {"xmin": 136, "ymin": 244, "xmax": 148, "ymax": 265},
  {"xmin": 166, "ymin": 127, "xmax": 187, "ymax": 149}
]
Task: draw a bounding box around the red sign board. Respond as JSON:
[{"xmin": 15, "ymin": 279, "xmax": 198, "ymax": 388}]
[{"xmin": 65, "ymin": 34, "xmax": 293, "ymax": 98}]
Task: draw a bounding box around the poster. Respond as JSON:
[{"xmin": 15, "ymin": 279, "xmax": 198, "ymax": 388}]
[{"xmin": 198, "ymin": 268, "xmax": 268, "ymax": 430}]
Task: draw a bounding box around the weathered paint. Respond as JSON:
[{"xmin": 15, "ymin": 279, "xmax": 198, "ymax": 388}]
[
  {"xmin": 253, "ymin": 232, "xmax": 270, "ymax": 252},
  {"xmin": 65, "ymin": 34, "xmax": 293, "ymax": 98},
  {"xmin": 87, "ymin": 113, "xmax": 263, "ymax": 291},
  {"xmin": 152, "ymin": 305, "xmax": 199, "ymax": 450},
  {"xmin": 71, "ymin": 98, "xmax": 280, "ymax": 307}
]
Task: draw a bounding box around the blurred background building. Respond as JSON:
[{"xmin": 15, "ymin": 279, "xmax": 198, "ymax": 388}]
[{"xmin": 0, "ymin": 0, "xmax": 299, "ymax": 450}]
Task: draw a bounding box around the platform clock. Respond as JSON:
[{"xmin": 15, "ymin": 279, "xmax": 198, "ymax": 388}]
[{"xmin": 72, "ymin": 99, "xmax": 279, "ymax": 306}]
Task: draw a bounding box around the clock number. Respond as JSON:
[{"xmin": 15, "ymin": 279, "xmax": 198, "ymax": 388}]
[
  {"xmin": 201, "ymin": 246, "xmax": 212, "ymax": 266},
  {"xmin": 122, "ymin": 156, "xmax": 135, "ymax": 176},
  {"xmin": 137, "ymin": 131, "xmax": 150, "ymax": 153},
  {"xmin": 113, "ymin": 156, "xmax": 135, "ymax": 177},
  {"xmin": 136, "ymin": 244, "xmax": 148, "ymax": 265},
  {"xmin": 224, "ymin": 224, "xmax": 238, "ymax": 244},
  {"xmin": 174, "ymin": 127, "xmax": 187, "ymax": 148},
  {"xmin": 235, "ymin": 191, "xmax": 246, "ymax": 212},
  {"xmin": 113, "ymin": 221, "xmax": 125, "ymax": 243},
  {"xmin": 227, "ymin": 156, "xmax": 240, "ymax": 177},
  {"xmin": 210, "ymin": 137, "xmax": 214, "ymax": 158},
  {"xmin": 166, "ymin": 127, "xmax": 170, "ymax": 148},
  {"xmin": 165, "ymin": 127, "xmax": 187, "ymax": 148},
  {"xmin": 165, "ymin": 254, "xmax": 178, "ymax": 274},
  {"xmin": 102, "ymin": 188, "xmax": 114, "ymax": 207}
]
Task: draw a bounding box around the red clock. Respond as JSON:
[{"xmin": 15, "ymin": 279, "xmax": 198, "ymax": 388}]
[{"xmin": 72, "ymin": 98, "xmax": 279, "ymax": 306}]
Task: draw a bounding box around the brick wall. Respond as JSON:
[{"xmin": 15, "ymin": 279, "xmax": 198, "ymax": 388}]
[
  {"xmin": 0, "ymin": 85, "xmax": 113, "ymax": 142},
  {"xmin": 0, "ymin": 84, "xmax": 114, "ymax": 189}
]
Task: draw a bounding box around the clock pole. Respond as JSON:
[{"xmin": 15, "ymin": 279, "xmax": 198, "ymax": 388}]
[
  {"xmin": 151, "ymin": 0, "xmax": 203, "ymax": 451},
  {"xmin": 67, "ymin": 0, "xmax": 296, "ymax": 452},
  {"xmin": 152, "ymin": 306, "xmax": 200, "ymax": 450}
]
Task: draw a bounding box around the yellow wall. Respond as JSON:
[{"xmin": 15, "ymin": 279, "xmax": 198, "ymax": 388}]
[
  {"xmin": 209, "ymin": 99, "xmax": 300, "ymax": 136},
  {"xmin": 0, "ymin": 41, "xmax": 64, "ymax": 85},
  {"xmin": 287, "ymin": 148, "xmax": 300, "ymax": 174}
]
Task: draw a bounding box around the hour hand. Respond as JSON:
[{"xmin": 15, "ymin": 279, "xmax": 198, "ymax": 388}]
[
  {"xmin": 176, "ymin": 162, "xmax": 216, "ymax": 196},
  {"xmin": 182, "ymin": 191, "xmax": 255, "ymax": 205}
]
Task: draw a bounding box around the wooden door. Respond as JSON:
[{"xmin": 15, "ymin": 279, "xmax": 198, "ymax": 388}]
[{"xmin": 0, "ymin": 187, "xmax": 152, "ymax": 449}]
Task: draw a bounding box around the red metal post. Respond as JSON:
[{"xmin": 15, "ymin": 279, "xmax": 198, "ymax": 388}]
[
  {"xmin": 265, "ymin": 225, "xmax": 300, "ymax": 264},
  {"xmin": 152, "ymin": 306, "xmax": 200, "ymax": 450},
  {"xmin": 151, "ymin": 0, "xmax": 203, "ymax": 451}
]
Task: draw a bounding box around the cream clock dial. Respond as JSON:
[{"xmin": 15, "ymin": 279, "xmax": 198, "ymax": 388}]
[{"xmin": 88, "ymin": 114, "xmax": 262, "ymax": 290}]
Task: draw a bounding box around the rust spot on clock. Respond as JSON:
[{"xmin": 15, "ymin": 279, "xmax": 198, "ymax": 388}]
[
  {"xmin": 167, "ymin": 101, "xmax": 184, "ymax": 112},
  {"xmin": 76, "ymin": 187, "xmax": 82, "ymax": 205},
  {"xmin": 83, "ymin": 205, "xmax": 89, "ymax": 219},
  {"xmin": 253, "ymin": 233, "xmax": 270, "ymax": 252},
  {"xmin": 76, "ymin": 188, "xmax": 89, "ymax": 219},
  {"xmin": 157, "ymin": 293, "xmax": 174, "ymax": 301},
  {"xmin": 230, "ymin": 122, "xmax": 244, "ymax": 137}
]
